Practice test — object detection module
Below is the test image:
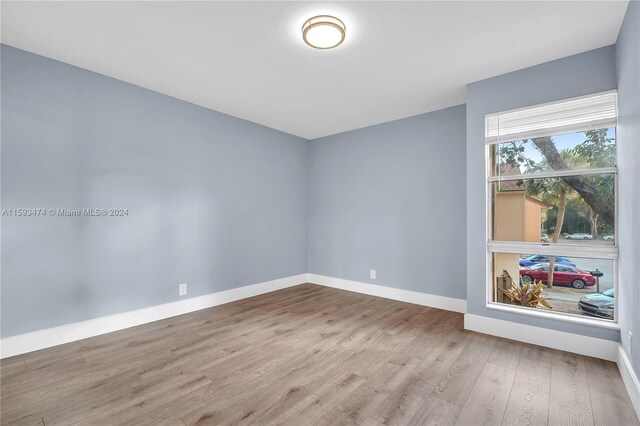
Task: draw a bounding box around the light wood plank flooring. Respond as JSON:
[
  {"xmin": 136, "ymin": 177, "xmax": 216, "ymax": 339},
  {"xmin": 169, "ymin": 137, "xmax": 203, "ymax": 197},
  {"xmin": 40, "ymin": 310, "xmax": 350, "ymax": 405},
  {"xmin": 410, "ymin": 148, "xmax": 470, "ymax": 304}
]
[{"xmin": 1, "ymin": 284, "xmax": 638, "ymax": 425}]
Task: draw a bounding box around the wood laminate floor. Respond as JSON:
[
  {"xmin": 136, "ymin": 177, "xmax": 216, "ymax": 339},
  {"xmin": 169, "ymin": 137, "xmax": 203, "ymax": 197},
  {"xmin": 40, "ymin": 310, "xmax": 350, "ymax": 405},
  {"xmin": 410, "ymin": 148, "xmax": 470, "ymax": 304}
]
[{"xmin": 1, "ymin": 284, "xmax": 638, "ymax": 426}]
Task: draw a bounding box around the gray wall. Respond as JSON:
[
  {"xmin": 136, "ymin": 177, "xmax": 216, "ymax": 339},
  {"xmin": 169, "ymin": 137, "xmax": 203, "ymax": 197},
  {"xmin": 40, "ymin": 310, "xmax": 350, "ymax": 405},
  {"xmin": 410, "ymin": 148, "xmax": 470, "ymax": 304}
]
[
  {"xmin": 616, "ymin": 0, "xmax": 640, "ymax": 375},
  {"xmin": 2, "ymin": 33, "xmax": 636, "ymax": 349},
  {"xmin": 466, "ymin": 46, "xmax": 621, "ymax": 341},
  {"xmin": 307, "ymin": 106, "xmax": 467, "ymax": 300},
  {"xmin": 1, "ymin": 45, "xmax": 308, "ymax": 338}
]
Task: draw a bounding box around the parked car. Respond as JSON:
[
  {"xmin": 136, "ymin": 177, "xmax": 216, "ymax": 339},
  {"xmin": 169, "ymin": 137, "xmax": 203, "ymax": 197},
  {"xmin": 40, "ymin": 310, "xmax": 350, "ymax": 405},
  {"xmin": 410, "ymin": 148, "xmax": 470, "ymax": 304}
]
[
  {"xmin": 540, "ymin": 234, "xmax": 550, "ymax": 243},
  {"xmin": 519, "ymin": 263, "xmax": 596, "ymax": 289},
  {"xmin": 566, "ymin": 233, "xmax": 593, "ymax": 240},
  {"xmin": 519, "ymin": 255, "xmax": 576, "ymax": 268},
  {"xmin": 603, "ymin": 235, "xmax": 615, "ymax": 241},
  {"xmin": 578, "ymin": 288, "xmax": 614, "ymax": 319}
]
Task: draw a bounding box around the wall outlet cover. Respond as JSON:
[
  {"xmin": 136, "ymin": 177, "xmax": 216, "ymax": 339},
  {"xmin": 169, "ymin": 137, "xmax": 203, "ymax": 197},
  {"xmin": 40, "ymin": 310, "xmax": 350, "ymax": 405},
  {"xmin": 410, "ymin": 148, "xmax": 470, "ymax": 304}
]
[
  {"xmin": 179, "ymin": 283, "xmax": 187, "ymax": 296},
  {"xmin": 370, "ymin": 270, "xmax": 376, "ymax": 280}
]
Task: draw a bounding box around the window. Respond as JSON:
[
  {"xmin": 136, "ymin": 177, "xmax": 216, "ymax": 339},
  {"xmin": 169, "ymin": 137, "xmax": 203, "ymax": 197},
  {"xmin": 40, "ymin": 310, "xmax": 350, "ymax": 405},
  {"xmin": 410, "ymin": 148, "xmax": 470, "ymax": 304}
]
[{"xmin": 486, "ymin": 91, "xmax": 618, "ymax": 324}]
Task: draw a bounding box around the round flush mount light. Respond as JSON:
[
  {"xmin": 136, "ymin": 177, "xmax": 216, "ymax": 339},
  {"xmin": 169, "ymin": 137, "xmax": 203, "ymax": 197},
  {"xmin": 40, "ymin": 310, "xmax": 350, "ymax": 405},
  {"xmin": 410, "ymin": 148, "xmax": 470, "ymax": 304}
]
[{"xmin": 302, "ymin": 15, "xmax": 346, "ymax": 50}]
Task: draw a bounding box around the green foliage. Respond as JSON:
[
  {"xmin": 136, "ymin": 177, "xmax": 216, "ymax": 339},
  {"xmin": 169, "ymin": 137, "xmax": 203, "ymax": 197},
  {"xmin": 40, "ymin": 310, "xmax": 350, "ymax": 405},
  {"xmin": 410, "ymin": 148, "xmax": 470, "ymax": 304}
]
[
  {"xmin": 573, "ymin": 129, "xmax": 616, "ymax": 168},
  {"xmin": 498, "ymin": 141, "xmax": 534, "ymax": 168},
  {"xmin": 496, "ymin": 129, "xmax": 616, "ymax": 235},
  {"xmin": 500, "ymin": 279, "xmax": 552, "ymax": 309},
  {"xmin": 496, "ymin": 128, "xmax": 615, "ymax": 173},
  {"xmin": 542, "ymin": 204, "xmax": 613, "ymax": 235}
]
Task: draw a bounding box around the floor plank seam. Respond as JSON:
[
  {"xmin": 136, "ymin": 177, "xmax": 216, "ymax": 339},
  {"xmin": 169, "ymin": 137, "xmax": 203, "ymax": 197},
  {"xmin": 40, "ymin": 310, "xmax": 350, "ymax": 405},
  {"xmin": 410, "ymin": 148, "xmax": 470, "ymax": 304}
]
[{"xmin": 1, "ymin": 284, "xmax": 637, "ymax": 426}]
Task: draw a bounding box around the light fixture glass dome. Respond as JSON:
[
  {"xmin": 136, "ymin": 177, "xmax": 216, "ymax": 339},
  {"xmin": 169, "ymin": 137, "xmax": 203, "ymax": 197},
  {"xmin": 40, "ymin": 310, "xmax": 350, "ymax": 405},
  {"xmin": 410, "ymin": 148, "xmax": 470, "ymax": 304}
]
[{"xmin": 302, "ymin": 15, "xmax": 346, "ymax": 50}]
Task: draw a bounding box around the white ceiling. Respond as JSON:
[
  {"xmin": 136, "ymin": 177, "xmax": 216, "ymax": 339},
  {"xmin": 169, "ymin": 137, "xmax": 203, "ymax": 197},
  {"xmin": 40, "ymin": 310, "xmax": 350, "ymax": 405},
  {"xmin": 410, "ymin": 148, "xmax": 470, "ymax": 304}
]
[{"xmin": 1, "ymin": 1, "xmax": 629, "ymax": 140}]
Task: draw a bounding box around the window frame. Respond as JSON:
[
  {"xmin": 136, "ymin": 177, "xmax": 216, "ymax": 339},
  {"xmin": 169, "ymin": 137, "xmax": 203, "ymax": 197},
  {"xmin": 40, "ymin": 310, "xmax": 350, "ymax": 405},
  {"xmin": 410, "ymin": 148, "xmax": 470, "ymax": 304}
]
[{"xmin": 484, "ymin": 90, "xmax": 619, "ymax": 329}]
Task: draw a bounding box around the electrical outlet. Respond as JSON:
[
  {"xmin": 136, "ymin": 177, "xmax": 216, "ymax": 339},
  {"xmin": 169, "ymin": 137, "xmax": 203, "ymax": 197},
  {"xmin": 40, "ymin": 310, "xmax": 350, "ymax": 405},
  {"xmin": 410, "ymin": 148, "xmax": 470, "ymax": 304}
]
[
  {"xmin": 370, "ymin": 269, "xmax": 376, "ymax": 280},
  {"xmin": 179, "ymin": 283, "xmax": 187, "ymax": 296},
  {"xmin": 629, "ymin": 331, "xmax": 633, "ymax": 354}
]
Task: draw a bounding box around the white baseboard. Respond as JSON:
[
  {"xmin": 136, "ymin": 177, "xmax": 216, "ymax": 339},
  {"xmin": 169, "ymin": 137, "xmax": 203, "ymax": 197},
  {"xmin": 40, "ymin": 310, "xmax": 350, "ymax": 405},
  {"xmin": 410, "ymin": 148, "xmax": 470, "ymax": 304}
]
[
  {"xmin": 0, "ymin": 274, "xmax": 307, "ymax": 359},
  {"xmin": 465, "ymin": 312, "xmax": 640, "ymax": 417},
  {"xmin": 3, "ymin": 268, "xmax": 634, "ymax": 407},
  {"xmin": 307, "ymin": 273, "xmax": 467, "ymax": 314},
  {"xmin": 0, "ymin": 273, "xmax": 466, "ymax": 359},
  {"xmin": 464, "ymin": 313, "xmax": 619, "ymax": 361},
  {"xmin": 618, "ymin": 344, "xmax": 640, "ymax": 420},
  {"xmin": 1, "ymin": 273, "xmax": 638, "ymax": 419}
]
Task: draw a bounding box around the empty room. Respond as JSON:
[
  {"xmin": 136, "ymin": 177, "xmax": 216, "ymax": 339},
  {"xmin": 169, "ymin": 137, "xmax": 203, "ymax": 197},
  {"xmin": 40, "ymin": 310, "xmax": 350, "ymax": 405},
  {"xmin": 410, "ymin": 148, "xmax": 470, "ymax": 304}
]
[{"xmin": 1, "ymin": 1, "xmax": 639, "ymax": 425}]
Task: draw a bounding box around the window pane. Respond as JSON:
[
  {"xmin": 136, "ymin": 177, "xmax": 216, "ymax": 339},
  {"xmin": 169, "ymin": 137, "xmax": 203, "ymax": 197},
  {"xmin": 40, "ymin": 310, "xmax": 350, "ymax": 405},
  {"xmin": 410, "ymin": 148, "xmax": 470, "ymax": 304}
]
[
  {"xmin": 491, "ymin": 174, "xmax": 615, "ymax": 244},
  {"xmin": 490, "ymin": 128, "xmax": 616, "ymax": 177},
  {"xmin": 492, "ymin": 253, "xmax": 614, "ymax": 320}
]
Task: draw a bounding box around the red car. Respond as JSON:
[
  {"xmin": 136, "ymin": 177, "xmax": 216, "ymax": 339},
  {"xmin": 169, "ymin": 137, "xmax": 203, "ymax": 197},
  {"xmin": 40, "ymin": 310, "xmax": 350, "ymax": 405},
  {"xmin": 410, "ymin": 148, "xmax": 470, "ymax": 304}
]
[{"xmin": 519, "ymin": 263, "xmax": 596, "ymax": 289}]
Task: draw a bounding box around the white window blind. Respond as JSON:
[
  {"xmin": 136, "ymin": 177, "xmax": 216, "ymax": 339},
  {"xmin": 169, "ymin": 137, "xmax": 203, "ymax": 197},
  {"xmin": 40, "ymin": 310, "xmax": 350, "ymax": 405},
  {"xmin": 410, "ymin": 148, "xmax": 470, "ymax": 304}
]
[{"xmin": 485, "ymin": 91, "xmax": 617, "ymax": 144}]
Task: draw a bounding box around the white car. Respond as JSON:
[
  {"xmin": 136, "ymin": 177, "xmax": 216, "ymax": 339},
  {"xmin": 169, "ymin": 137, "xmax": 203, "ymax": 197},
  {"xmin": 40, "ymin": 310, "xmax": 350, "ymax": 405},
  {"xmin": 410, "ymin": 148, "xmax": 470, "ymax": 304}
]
[
  {"xmin": 566, "ymin": 233, "xmax": 593, "ymax": 240},
  {"xmin": 603, "ymin": 235, "xmax": 615, "ymax": 241}
]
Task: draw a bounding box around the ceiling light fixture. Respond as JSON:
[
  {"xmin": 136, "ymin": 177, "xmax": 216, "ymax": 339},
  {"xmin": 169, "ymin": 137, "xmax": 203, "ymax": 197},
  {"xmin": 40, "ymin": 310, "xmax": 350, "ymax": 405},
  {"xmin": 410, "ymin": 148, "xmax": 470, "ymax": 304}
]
[{"xmin": 302, "ymin": 15, "xmax": 346, "ymax": 50}]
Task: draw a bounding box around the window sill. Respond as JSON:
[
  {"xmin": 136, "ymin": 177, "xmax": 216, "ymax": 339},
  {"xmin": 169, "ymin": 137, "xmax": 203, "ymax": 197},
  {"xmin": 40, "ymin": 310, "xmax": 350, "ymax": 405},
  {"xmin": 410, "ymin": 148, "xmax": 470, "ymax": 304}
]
[{"xmin": 486, "ymin": 302, "xmax": 620, "ymax": 330}]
